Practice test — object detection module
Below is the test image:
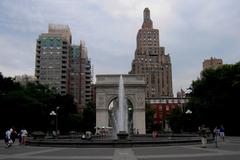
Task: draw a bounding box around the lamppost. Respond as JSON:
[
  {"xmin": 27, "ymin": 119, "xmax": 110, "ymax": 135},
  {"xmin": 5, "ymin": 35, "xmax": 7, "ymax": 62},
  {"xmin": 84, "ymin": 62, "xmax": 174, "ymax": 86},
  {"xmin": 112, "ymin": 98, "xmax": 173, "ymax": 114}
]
[
  {"xmin": 50, "ymin": 107, "xmax": 60, "ymax": 137},
  {"xmin": 128, "ymin": 107, "xmax": 133, "ymax": 134}
]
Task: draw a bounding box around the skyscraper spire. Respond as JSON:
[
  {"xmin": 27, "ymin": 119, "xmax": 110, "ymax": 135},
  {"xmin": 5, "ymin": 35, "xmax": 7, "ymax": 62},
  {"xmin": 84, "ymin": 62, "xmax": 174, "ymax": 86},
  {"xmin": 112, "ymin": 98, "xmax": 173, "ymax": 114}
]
[{"xmin": 142, "ymin": 8, "xmax": 153, "ymax": 29}]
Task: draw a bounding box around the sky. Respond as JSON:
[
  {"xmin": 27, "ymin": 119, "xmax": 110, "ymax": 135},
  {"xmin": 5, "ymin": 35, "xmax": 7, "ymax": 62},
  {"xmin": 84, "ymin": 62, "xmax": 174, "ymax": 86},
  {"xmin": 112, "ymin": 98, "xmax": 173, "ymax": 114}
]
[{"xmin": 0, "ymin": 0, "xmax": 240, "ymax": 96}]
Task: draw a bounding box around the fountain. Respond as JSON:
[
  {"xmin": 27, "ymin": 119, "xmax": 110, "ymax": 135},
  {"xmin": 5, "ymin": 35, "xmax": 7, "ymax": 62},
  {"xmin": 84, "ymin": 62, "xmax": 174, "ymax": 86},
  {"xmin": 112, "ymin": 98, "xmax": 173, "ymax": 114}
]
[
  {"xmin": 27, "ymin": 74, "xmax": 202, "ymax": 147},
  {"xmin": 115, "ymin": 75, "xmax": 129, "ymax": 140}
]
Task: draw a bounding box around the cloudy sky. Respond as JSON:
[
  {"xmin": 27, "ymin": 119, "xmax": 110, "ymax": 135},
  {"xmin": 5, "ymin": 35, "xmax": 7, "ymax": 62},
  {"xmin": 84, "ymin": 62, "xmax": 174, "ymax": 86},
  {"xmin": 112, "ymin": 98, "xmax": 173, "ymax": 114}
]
[{"xmin": 0, "ymin": 0, "xmax": 240, "ymax": 96}]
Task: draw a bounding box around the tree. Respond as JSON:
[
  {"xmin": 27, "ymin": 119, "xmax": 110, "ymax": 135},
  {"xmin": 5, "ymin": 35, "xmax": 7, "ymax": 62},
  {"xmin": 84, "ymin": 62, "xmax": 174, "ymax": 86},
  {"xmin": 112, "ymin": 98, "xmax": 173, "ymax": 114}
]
[
  {"xmin": 0, "ymin": 73, "xmax": 78, "ymax": 136},
  {"xmin": 167, "ymin": 108, "xmax": 184, "ymax": 133},
  {"xmin": 187, "ymin": 62, "xmax": 240, "ymax": 135},
  {"xmin": 145, "ymin": 104, "xmax": 155, "ymax": 133},
  {"xmin": 81, "ymin": 101, "xmax": 96, "ymax": 133}
]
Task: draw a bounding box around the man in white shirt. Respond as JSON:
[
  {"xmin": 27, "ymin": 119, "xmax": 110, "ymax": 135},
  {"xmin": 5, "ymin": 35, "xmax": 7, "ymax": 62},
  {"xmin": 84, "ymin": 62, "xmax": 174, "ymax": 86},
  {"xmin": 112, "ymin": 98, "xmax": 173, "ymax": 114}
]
[{"xmin": 5, "ymin": 128, "xmax": 13, "ymax": 148}]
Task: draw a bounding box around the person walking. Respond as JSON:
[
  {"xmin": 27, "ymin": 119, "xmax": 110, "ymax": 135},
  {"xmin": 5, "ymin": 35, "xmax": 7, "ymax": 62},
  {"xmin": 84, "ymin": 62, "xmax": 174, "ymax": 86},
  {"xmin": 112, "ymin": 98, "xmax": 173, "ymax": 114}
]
[
  {"xmin": 152, "ymin": 130, "xmax": 158, "ymax": 139},
  {"xmin": 213, "ymin": 126, "xmax": 220, "ymax": 147},
  {"xmin": 199, "ymin": 124, "xmax": 210, "ymax": 148},
  {"xmin": 5, "ymin": 128, "xmax": 13, "ymax": 148},
  {"xmin": 20, "ymin": 127, "xmax": 28, "ymax": 145},
  {"xmin": 10, "ymin": 127, "xmax": 17, "ymax": 144},
  {"xmin": 219, "ymin": 125, "xmax": 225, "ymax": 142}
]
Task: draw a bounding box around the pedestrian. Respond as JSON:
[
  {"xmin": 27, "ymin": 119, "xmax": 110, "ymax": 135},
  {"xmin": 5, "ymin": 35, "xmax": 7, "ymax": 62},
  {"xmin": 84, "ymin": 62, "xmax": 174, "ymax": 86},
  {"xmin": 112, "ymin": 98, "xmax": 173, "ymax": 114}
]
[
  {"xmin": 10, "ymin": 127, "xmax": 17, "ymax": 144},
  {"xmin": 85, "ymin": 131, "xmax": 92, "ymax": 140},
  {"xmin": 5, "ymin": 128, "xmax": 13, "ymax": 148},
  {"xmin": 199, "ymin": 124, "xmax": 210, "ymax": 148},
  {"xmin": 213, "ymin": 126, "xmax": 219, "ymax": 147},
  {"xmin": 219, "ymin": 125, "xmax": 225, "ymax": 142},
  {"xmin": 152, "ymin": 130, "xmax": 157, "ymax": 139},
  {"xmin": 20, "ymin": 127, "xmax": 28, "ymax": 145},
  {"xmin": 18, "ymin": 130, "xmax": 22, "ymax": 145}
]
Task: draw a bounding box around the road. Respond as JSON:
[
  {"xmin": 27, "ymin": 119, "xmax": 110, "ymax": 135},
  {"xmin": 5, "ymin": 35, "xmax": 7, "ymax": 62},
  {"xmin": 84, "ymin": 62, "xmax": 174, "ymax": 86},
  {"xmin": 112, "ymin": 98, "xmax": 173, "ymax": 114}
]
[{"xmin": 1, "ymin": 137, "xmax": 240, "ymax": 160}]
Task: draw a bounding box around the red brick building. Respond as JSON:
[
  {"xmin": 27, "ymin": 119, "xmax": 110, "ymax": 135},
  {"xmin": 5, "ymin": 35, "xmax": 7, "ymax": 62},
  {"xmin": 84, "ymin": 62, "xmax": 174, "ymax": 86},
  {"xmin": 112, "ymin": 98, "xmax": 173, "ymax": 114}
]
[{"xmin": 146, "ymin": 97, "xmax": 188, "ymax": 130}]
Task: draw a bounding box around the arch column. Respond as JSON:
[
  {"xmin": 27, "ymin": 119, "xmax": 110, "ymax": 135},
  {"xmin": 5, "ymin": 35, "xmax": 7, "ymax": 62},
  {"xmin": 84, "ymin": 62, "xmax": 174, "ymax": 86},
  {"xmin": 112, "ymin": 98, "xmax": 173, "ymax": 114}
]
[
  {"xmin": 96, "ymin": 93, "xmax": 109, "ymax": 128},
  {"xmin": 132, "ymin": 92, "xmax": 146, "ymax": 134}
]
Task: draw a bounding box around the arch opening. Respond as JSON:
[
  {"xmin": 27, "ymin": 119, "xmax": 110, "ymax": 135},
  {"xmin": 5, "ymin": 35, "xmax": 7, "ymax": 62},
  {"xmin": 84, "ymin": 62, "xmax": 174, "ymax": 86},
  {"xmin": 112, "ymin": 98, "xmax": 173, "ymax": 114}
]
[{"xmin": 108, "ymin": 97, "xmax": 134, "ymax": 135}]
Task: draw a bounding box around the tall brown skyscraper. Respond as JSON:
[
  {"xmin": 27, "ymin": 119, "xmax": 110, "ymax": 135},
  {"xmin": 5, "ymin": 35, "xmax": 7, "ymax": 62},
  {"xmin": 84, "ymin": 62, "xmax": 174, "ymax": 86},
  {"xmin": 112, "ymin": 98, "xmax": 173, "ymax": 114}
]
[{"xmin": 129, "ymin": 8, "xmax": 173, "ymax": 98}]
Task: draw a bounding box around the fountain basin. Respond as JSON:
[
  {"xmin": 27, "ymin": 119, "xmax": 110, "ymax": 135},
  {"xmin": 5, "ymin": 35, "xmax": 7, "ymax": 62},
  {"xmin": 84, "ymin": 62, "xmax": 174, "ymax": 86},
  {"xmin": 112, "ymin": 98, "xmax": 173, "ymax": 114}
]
[
  {"xmin": 117, "ymin": 131, "xmax": 129, "ymax": 141},
  {"xmin": 27, "ymin": 134, "xmax": 205, "ymax": 148}
]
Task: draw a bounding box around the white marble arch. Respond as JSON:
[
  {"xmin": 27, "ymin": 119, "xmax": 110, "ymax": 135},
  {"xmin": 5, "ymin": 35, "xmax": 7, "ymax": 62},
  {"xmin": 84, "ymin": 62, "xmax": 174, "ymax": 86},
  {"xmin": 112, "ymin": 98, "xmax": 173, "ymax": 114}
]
[{"xmin": 95, "ymin": 74, "xmax": 146, "ymax": 134}]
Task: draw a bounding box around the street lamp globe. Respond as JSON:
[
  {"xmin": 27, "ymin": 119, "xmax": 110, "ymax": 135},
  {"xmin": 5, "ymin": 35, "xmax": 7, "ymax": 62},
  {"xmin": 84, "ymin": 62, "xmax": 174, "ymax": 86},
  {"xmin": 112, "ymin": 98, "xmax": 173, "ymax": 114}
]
[
  {"xmin": 50, "ymin": 111, "xmax": 56, "ymax": 116},
  {"xmin": 185, "ymin": 109, "xmax": 192, "ymax": 114}
]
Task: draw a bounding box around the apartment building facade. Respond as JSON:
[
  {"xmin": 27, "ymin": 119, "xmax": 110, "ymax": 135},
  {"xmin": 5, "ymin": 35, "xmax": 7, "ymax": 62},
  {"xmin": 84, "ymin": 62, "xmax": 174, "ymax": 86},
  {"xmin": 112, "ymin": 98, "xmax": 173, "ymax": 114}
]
[
  {"xmin": 35, "ymin": 24, "xmax": 92, "ymax": 112},
  {"xmin": 203, "ymin": 57, "xmax": 223, "ymax": 70},
  {"xmin": 70, "ymin": 42, "xmax": 92, "ymax": 112}
]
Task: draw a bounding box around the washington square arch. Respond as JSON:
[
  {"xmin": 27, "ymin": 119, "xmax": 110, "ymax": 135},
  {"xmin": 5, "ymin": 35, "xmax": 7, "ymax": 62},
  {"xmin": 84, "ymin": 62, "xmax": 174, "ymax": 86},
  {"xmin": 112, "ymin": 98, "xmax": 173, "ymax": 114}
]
[{"xmin": 96, "ymin": 74, "xmax": 146, "ymax": 134}]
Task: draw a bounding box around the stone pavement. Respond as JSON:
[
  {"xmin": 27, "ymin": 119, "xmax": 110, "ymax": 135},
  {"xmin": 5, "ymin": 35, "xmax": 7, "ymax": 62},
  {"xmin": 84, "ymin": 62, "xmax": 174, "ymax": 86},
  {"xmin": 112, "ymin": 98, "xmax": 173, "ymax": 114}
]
[{"xmin": 1, "ymin": 136, "xmax": 240, "ymax": 160}]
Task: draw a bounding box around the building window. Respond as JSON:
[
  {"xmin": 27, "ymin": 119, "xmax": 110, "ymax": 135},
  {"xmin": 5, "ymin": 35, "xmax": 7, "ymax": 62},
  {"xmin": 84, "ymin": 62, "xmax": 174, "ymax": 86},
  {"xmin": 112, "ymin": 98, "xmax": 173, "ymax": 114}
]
[{"xmin": 166, "ymin": 105, "xmax": 170, "ymax": 111}]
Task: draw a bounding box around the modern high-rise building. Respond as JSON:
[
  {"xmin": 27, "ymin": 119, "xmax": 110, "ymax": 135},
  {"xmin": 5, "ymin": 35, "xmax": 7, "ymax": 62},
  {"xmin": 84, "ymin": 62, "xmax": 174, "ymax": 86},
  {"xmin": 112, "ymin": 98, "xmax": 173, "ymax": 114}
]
[
  {"xmin": 70, "ymin": 42, "xmax": 92, "ymax": 112},
  {"xmin": 203, "ymin": 57, "xmax": 223, "ymax": 70},
  {"xmin": 129, "ymin": 8, "xmax": 173, "ymax": 98},
  {"xmin": 14, "ymin": 75, "xmax": 37, "ymax": 86},
  {"xmin": 35, "ymin": 24, "xmax": 72, "ymax": 95},
  {"xmin": 35, "ymin": 24, "xmax": 92, "ymax": 112}
]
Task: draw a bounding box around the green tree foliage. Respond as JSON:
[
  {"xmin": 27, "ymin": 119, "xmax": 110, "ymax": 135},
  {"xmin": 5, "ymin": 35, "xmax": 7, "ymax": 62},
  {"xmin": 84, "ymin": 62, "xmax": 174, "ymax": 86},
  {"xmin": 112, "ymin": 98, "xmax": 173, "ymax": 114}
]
[
  {"xmin": 81, "ymin": 101, "xmax": 96, "ymax": 133},
  {"xmin": 145, "ymin": 104, "xmax": 155, "ymax": 133},
  {"xmin": 187, "ymin": 62, "xmax": 240, "ymax": 135},
  {"xmin": 68, "ymin": 113, "xmax": 82, "ymax": 132},
  {"xmin": 0, "ymin": 73, "xmax": 20, "ymax": 93},
  {"xmin": 167, "ymin": 108, "xmax": 184, "ymax": 133},
  {"xmin": 0, "ymin": 72, "xmax": 79, "ymax": 136}
]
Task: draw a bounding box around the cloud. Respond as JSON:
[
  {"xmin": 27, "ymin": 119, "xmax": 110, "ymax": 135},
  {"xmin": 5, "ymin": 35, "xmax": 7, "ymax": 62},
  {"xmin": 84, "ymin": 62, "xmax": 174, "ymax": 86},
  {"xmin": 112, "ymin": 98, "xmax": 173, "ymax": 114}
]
[
  {"xmin": 0, "ymin": 0, "xmax": 240, "ymax": 95},
  {"xmin": 0, "ymin": 34, "xmax": 35, "ymax": 76}
]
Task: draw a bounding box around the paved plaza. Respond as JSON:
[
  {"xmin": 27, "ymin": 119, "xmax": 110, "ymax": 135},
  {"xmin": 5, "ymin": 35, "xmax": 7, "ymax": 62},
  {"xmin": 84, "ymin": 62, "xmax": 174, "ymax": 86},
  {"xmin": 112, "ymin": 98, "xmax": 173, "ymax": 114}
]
[{"xmin": 1, "ymin": 137, "xmax": 240, "ymax": 160}]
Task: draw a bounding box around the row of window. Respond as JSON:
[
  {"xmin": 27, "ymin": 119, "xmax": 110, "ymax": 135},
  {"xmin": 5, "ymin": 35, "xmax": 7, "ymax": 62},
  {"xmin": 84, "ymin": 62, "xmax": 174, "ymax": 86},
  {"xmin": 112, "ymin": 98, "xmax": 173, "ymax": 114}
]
[
  {"xmin": 139, "ymin": 42, "xmax": 158, "ymax": 46},
  {"xmin": 136, "ymin": 57, "xmax": 158, "ymax": 62},
  {"xmin": 139, "ymin": 32, "xmax": 157, "ymax": 35},
  {"xmin": 40, "ymin": 57, "xmax": 64, "ymax": 61},
  {"xmin": 40, "ymin": 77, "xmax": 62, "ymax": 81},
  {"xmin": 40, "ymin": 38, "xmax": 62, "ymax": 47},
  {"xmin": 138, "ymin": 37, "xmax": 158, "ymax": 41},
  {"xmin": 40, "ymin": 46, "xmax": 63, "ymax": 49},
  {"xmin": 41, "ymin": 51, "xmax": 62, "ymax": 54}
]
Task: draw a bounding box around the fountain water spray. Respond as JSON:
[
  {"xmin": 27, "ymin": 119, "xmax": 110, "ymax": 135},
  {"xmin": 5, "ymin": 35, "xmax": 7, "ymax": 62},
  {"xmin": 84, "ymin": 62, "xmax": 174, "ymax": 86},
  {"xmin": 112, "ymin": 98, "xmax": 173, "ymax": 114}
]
[{"xmin": 117, "ymin": 75, "xmax": 128, "ymax": 133}]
